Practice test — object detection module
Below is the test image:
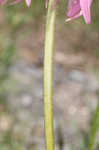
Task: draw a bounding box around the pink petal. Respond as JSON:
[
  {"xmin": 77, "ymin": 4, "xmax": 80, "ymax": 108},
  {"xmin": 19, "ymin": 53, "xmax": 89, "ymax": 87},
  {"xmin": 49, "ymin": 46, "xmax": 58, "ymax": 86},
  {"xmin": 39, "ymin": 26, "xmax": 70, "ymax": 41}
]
[
  {"xmin": 68, "ymin": 0, "xmax": 75, "ymax": 9},
  {"xmin": 66, "ymin": 10, "xmax": 82, "ymax": 21},
  {"xmin": 80, "ymin": 0, "xmax": 93, "ymax": 24},
  {"xmin": 67, "ymin": 0, "xmax": 81, "ymax": 18},
  {"xmin": 25, "ymin": 0, "xmax": 31, "ymax": 7},
  {"xmin": 52, "ymin": 0, "xmax": 59, "ymax": 9},
  {"xmin": 45, "ymin": 0, "xmax": 48, "ymax": 8},
  {"xmin": 0, "ymin": 0, "xmax": 8, "ymax": 5}
]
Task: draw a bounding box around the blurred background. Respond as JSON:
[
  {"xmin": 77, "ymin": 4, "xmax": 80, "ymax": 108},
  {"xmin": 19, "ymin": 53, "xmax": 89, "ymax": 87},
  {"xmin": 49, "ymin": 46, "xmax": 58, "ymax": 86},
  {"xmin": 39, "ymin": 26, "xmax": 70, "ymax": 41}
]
[{"xmin": 0, "ymin": 0, "xmax": 99, "ymax": 150}]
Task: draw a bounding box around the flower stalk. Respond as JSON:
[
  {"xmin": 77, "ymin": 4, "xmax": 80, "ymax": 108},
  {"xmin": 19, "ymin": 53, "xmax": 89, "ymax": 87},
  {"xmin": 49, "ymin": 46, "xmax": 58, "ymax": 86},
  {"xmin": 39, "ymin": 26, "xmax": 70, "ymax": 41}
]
[
  {"xmin": 88, "ymin": 99, "xmax": 99, "ymax": 150},
  {"xmin": 43, "ymin": 0, "xmax": 56, "ymax": 150}
]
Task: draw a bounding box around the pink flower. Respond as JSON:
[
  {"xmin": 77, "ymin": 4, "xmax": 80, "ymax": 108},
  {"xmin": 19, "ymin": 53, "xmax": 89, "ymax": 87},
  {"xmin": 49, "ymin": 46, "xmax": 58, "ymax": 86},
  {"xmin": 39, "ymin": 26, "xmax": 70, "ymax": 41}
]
[
  {"xmin": 66, "ymin": 0, "xmax": 93, "ymax": 24},
  {"xmin": 25, "ymin": 0, "xmax": 31, "ymax": 7},
  {"xmin": 0, "ymin": 0, "xmax": 93, "ymax": 24}
]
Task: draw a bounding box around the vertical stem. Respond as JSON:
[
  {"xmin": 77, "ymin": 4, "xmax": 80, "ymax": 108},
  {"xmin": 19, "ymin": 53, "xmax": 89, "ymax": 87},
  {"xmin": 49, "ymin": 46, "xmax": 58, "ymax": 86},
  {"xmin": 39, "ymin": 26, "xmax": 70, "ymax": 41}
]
[
  {"xmin": 44, "ymin": 0, "xmax": 56, "ymax": 150},
  {"xmin": 88, "ymin": 100, "xmax": 99, "ymax": 150}
]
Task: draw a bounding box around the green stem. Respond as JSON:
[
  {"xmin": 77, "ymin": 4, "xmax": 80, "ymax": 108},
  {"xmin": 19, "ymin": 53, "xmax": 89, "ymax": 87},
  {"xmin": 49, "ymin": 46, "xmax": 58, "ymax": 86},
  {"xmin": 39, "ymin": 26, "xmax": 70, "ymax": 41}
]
[
  {"xmin": 88, "ymin": 100, "xmax": 99, "ymax": 150},
  {"xmin": 44, "ymin": 1, "xmax": 56, "ymax": 150}
]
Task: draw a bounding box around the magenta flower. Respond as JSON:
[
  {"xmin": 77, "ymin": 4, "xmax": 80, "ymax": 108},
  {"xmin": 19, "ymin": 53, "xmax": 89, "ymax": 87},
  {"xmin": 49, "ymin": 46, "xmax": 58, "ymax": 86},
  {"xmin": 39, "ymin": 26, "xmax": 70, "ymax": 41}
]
[
  {"xmin": 0, "ymin": 0, "xmax": 93, "ymax": 24},
  {"xmin": 66, "ymin": 0, "xmax": 93, "ymax": 24}
]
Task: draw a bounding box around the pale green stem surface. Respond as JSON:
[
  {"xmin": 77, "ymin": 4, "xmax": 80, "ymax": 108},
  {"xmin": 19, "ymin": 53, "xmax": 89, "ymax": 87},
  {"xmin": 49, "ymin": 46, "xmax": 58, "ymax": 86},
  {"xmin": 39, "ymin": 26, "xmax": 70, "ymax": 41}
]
[
  {"xmin": 88, "ymin": 100, "xmax": 99, "ymax": 150},
  {"xmin": 43, "ymin": 0, "xmax": 56, "ymax": 150}
]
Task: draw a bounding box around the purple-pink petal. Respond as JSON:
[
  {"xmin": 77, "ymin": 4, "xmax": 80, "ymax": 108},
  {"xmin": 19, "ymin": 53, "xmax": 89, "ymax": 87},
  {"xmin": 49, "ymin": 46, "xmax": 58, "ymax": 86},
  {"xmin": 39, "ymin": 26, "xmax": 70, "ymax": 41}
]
[
  {"xmin": 0, "ymin": 0, "xmax": 8, "ymax": 5},
  {"xmin": 80, "ymin": 0, "xmax": 92, "ymax": 24},
  {"xmin": 66, "ymin": 0, "xmax": 93, "ymax": 24},
  {"xmin": 25, "ymin": 0, "xmax": 31, "ymax": 7},
  {"xmin": 67, "ymin": 0, "xmax": 81, "ymax": 18},
  {"xmin": 45, "ymin": 0, "xmax": 48, "ymax": 8},
  {"xmin": 52, "ymin": 0, "xmax": 59, "ymax": 8}
]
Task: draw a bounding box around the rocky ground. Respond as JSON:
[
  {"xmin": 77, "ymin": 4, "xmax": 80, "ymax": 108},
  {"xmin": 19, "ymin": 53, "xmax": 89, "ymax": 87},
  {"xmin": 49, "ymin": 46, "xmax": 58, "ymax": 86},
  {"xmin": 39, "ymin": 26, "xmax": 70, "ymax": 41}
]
[{"xmin": 1, "ymin": 57, "xmax": 98, "ymax": 150}]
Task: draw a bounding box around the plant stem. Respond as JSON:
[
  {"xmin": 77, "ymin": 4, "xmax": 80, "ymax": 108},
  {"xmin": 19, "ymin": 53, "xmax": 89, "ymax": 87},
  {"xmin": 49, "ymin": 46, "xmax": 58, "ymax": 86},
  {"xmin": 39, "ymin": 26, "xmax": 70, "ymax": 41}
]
[
  {"xmin": 44, "ymin": 1, "xmax": 56, "ymax": 150},
  {"xmin": 88, "ymin": 100, "xmax": 99, "ymax": 150}
]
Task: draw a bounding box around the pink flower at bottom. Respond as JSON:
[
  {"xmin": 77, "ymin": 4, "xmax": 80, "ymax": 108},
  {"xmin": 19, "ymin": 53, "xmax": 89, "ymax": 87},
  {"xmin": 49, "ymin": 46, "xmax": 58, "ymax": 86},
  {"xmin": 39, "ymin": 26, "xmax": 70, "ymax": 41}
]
[{"xmin": 66, "ymin": 0, "xmax": 93, "ymax": 24}]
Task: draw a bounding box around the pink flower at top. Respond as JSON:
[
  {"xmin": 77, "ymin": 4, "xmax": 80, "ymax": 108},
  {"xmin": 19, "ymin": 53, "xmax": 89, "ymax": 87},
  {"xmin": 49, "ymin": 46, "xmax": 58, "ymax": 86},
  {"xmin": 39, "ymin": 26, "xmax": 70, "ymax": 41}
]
[
  {"xmin": 66, "ymin": 0, "xmax": 93, "ymax": 24},
  {"xmin": 0, "ymin": 0, "xmax": 93, "ymax": 24}
]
